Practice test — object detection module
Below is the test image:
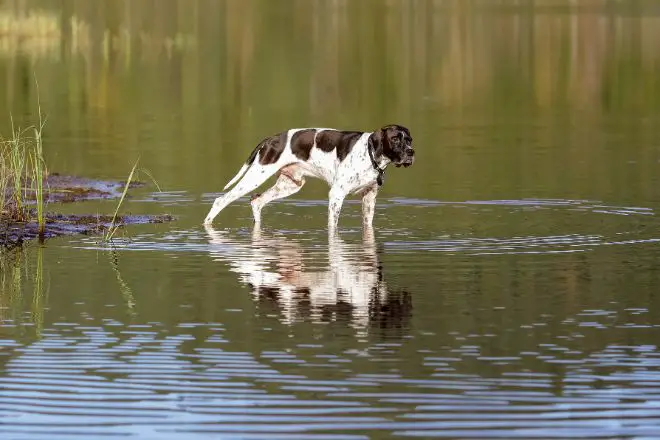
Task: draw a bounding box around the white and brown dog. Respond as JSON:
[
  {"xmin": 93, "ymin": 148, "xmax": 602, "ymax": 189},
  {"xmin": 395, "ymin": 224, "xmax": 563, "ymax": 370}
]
[{"xmin": 203, "ymin": 124, "xmax": 415, "ymax": 232}]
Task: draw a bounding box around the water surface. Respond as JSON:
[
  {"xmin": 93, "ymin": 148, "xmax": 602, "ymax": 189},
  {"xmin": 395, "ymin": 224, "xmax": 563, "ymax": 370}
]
[{"xmin": 2, "ymin": 1, "xmax": 660, "ymax": 438}]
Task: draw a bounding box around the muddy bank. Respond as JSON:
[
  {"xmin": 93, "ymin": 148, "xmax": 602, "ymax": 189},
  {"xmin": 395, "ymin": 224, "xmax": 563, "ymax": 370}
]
[
  {"xmin": 1, "ymin": 174, "xmax": 175, "ymax": 248},
  {"xmin": 43, "ymin": 173, "xmax": 146, "ymax": 203}
]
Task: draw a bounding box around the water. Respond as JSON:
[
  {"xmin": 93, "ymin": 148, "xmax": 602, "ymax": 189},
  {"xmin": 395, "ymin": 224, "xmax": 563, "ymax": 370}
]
[{"xmin": 2, "ymin": 0, "xmax": 660, "ymax": 438}]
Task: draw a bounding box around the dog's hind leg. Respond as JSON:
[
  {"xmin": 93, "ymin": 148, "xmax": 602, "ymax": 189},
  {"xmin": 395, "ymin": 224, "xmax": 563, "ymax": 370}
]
[
  {"xmin": 251, "ymin": 165, "xmax": 306, "ymax": 224},
  {"xmin": 203, "ymin": 163, "xmax": 281, "ymax": 225}
]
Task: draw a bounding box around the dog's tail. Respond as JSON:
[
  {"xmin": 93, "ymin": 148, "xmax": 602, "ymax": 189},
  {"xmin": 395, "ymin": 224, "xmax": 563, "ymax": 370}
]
[
  {"xmin": 222, "ymin": 163, "xmax": 250, "ymax": 190},
  {"xmin": 222, "ymin": 141, "xmax": 263, "ymax": 190}
]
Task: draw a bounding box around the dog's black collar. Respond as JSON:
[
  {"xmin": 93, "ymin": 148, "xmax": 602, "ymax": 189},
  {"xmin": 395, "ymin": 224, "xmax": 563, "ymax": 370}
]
[{"xmin": 368, "ymin": 143, "xmax": 386, "ymax": 186}]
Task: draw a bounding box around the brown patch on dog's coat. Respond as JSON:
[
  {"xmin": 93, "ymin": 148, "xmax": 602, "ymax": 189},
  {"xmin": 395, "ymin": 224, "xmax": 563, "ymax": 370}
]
[
  {"xmin": 258, "ymin": 132, "xmax": 288, "ymax": 165},
  {"xmin": 290, "ymin": 129, "xmax": 317, "ymax": 161},
  {"xmin": 315, "ymin": 130, "xmax": 363, "ymax": 161}
]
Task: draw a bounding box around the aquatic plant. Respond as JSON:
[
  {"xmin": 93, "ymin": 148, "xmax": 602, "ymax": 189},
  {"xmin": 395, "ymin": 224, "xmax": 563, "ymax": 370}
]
[
  {"xmin": 0, "ymin": 78, "xmax": 48, "ymax": 236},
  {"xmin": 103, "ymin": 158, "xmax": 162, "ymax": 243},
  {"xmin": 29, "ymin": 134, "xmax": 46, "ymax": 237},
  {"xmin": 104, "ymin": 159, "xmax": 139, "ymax": 242},
  {"xmin": 0, "ymin": 111, "xmax": 48, "ymax": 229},
  {"xmin": 29, "ymin": 91, "xmax": 48, "ymax": 238},
  {"xmin": 0, "ymin": 82, "xmax": 164, "ymax": 246},
  {"xmin": 6, "ymin": 116, "xmax": 29, "ymax": 221},
  {"xmin": 0, "ymin": 144, "xmax": 7, "ymax": 216}
]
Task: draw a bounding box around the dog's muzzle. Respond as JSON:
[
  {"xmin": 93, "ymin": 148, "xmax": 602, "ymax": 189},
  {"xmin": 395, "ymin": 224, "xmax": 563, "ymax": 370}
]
[{"xmin": 396, "ymin": 149, "xmax": 415, "ymax": 167}]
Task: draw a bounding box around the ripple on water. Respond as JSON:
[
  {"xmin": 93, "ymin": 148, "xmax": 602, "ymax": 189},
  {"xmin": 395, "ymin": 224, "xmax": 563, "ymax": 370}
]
[
  {"xmin": 4, "ymin": 197, "xmax": 660, "ymax": 437},
  {"xmin": 2, "ymin": 316, "xmax": 660, "ymax": 438},
  {"xmin": 70, "ymin": 197, "xmax": 660, "ymax": 257},
  {"xmin": 0, "ymin": 323, "xmax": 401, "ymax": 438}
]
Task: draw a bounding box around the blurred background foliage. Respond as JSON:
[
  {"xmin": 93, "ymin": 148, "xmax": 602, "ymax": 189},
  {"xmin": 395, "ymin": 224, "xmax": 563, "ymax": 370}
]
[{"xmin": 0, "ymin": 0, "xmax": 657, "ymax": 202}]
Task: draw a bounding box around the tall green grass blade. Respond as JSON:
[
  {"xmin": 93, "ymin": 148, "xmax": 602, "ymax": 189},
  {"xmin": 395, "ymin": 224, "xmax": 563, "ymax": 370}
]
[
  {"xmin": 29, "ymin": 146, "xmax": 45, "ymax": 238},
  {"xmin": 138, "ymin": 167, "xmax": 162, "ymax": 192},
  {"xmin": 8, "ymin": 115, "xmax": 28, "ymax": 221},
  {"xmin": 0, "ymin": 148, "xmax": 8, "ymax": 217},
  {"xmin": 105, "ymin": 159, "xmax": 139, "ymax": 242},
  {"xmin": 32, "ymin": 76, "xmax": 47, "ymax": 237}
]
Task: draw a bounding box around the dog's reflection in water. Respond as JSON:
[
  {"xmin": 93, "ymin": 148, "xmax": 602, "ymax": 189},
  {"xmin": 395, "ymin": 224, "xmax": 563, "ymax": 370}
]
[{"xmin": 204, "ymin": 225, "xmax": 411, "ymax": 332}]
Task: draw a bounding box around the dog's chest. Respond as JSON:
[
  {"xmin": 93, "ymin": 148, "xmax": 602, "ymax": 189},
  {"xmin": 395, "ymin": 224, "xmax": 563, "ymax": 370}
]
[
  {"xmin": 296, "ymin": 144, "xmax": 372, "ymax": 185},
  {"xmin": 334, "ymin": 148, "xmax": 379, "ymax": 191},
  {"xmin": 297, "ymin": 148, "xmax": 338, "ymax": 182}
]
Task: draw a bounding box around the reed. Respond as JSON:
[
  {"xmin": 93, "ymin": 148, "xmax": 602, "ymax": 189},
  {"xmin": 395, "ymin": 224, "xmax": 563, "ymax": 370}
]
[
  {"xmin": 29, "ymin": 92, "xmax": 48, "ymax": 238},
  {"xmin": 6, "ymin": 116, "xmax": 28, "ymax": 221},
  {"xmin": 104, "ymin": 158, "xmax": 139, "ymax": 242},
  {"xmin": 0, "ymin": 118, "xmax": 48, "ymax": 226},
  {"xmin": 29, "ymin": 133, "xmax": 45, "ymax": 237},
  {"xmin": 0, "ymin": 146, "xmax": 8, "ymax": 217},
  {"xmin": 0, "ymin": 89, "xmax": 48, "ymax": 230}
]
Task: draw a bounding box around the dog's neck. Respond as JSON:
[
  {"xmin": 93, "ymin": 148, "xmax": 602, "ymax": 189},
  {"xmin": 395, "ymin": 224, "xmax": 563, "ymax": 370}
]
[
  {"xmin": 373, "ymin": 151, "xmax": 391, "ymax": 169},
  {"xmin": 367, "ymin": 135, "xmax": 390, "ymax": 186}
]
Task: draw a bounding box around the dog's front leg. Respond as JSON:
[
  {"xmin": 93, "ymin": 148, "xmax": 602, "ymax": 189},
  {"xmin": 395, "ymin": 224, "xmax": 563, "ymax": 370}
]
[
  {"xmin": 328, "ymin": 186, "xmax": 348, "ymax": 235},
  {"xmin": 361, "ymin": 185, "xmax": 378, "ymax": 227}
]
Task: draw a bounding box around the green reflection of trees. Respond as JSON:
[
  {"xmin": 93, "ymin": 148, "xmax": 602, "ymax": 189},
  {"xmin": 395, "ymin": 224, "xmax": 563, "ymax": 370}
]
[
  {"xmin": 1, "ymin": 1, "xmax": 657, "ymax": 119},
  {"xmin": 0, "ymin": 0, "xmax": 656, "ymax": 200}
]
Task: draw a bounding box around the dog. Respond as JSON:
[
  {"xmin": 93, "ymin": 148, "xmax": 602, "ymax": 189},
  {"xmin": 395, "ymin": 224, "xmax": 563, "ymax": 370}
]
[{"xmin": 202, "ymin": 124, "xmax": 415, "ymax": 232}]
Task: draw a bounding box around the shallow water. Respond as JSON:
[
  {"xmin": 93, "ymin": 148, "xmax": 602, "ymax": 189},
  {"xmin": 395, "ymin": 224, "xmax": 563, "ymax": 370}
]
[{"xmin": 2, "ymin": 1, "xmax": 660, "ymax": 438}]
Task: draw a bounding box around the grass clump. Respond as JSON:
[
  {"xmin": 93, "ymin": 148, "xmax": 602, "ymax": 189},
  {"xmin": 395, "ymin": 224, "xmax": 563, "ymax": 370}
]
[
  {"xmin": 0, "ymin": 89, "xmax": 164, "ymax": 246},
  {"xmin": 6, "ymin": 116, "xmax": 29, "ymax": 221},
  {"xmin": 0, "ymin": 113, "xmax": 48, "ymax": 231}
]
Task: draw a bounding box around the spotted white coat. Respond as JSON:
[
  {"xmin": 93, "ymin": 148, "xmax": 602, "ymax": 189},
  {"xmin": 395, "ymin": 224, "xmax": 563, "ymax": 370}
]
[{"xmin": 203, "ymin": 125, "xmax": 414, "ymax": 234}]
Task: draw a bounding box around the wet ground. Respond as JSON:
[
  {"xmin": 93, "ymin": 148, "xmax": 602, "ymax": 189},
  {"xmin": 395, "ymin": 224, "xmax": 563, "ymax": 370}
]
[{"xmin": 0, "ymin": 174, "xmax": 174, "ymax": 247}]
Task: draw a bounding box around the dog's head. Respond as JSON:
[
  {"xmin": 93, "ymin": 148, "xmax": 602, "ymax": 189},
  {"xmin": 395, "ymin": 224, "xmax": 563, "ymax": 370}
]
[{"xmin": 369, "ymin": 124, "xmax": 415, "ymax": 167}]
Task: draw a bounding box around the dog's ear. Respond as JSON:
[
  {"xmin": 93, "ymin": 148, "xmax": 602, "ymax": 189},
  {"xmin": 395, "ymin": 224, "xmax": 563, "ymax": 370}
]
[{"xmin": 368, "ymin": 129, "xmax": 384, "ymax": 156}]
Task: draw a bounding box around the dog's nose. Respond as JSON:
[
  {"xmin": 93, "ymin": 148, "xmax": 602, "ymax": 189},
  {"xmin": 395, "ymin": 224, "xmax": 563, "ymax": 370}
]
[{"xmin": 406, "ymin": 149, "xmax": 415, "ymax": 156}]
